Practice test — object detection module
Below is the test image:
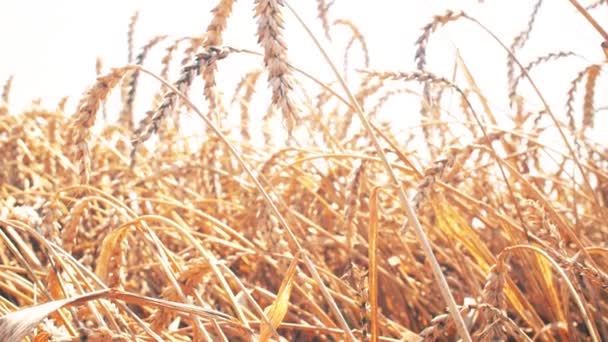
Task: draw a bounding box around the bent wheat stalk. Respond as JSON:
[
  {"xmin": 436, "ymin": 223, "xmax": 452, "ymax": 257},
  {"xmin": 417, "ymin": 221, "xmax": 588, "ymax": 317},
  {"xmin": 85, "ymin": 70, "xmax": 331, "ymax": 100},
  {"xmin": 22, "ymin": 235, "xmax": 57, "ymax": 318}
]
[
  {"xmin": 284, "ymin": 2, "xmax": 472, "ymax": 341},
  {"xmin": 498, "ymin": 245, "xmax": 600, "ymax": 342},
  {"xmin": 131, "ymin": 64, "xmax": 357, "ymax": 341}
]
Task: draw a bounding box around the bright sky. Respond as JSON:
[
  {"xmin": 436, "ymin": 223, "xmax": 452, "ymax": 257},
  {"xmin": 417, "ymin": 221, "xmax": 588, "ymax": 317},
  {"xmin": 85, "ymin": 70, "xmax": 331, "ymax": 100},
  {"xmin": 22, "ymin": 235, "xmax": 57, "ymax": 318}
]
[{"xmin": 1, "ymin": 1, "xmax": 606, "ymax": 145}]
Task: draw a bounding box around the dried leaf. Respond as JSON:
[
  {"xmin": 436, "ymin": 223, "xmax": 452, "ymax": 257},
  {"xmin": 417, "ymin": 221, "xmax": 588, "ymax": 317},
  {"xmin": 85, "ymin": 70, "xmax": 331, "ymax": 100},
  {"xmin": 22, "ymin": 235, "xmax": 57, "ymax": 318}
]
[
  {"xmin": 0, "ymin": 290, "xmax": 105, "ymax": 342},
  {"xmin": 259, "ymin": 254, "xmax": 299, "ymax": 341}
]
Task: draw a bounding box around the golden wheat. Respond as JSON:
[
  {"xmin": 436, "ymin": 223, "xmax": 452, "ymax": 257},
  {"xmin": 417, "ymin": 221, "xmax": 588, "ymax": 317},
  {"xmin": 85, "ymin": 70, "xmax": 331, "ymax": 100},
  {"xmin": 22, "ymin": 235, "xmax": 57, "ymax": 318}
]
[{"xmin": 1, "ymin": 2, "xmax": 607, "ymax": 342}]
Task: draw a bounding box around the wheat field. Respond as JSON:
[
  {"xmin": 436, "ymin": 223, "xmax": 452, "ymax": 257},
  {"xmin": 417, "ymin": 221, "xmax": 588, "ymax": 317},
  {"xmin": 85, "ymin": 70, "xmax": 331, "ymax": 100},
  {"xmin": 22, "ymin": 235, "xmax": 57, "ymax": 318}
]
[{"xmin": 1, "ymin": 1, "xmax": 607, "ymax": 341}]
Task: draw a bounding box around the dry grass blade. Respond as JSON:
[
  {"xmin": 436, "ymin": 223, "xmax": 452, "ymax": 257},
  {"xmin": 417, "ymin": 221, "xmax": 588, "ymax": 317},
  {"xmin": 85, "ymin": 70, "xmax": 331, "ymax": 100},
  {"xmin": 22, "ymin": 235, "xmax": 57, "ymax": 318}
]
[
  {"xmin": 368, "ymin": 187, "xmax": 381, "ymax": 342},
  {"xmin": 343, "ymin": 160, "xmax": 364, "ymax": 251},
  {"xmin": 499, "ymin": 245, "xmax": 601, "ymax": 342},
  {"xmin": 259, "ymin": 253, "xmax": 299, "ymax": 341},
  {"xmin": 0, "ymin": 290, "xmax": 105, "ymax": 342},
  {"xmin": 0, "ymin": 288, "xmax": 234, "ymax": 342}
]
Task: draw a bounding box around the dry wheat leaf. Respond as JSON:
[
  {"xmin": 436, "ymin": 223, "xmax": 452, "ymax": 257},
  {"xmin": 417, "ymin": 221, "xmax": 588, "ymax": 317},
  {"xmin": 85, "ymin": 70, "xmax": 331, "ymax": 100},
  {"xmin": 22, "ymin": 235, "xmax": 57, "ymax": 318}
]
[
  {"xmin": 431, "ymin": 196, "xmax": 545, "ymax": 331},
  {"xmin": 0, "ymin": 290, "xmax": 108, "ymax": 342},
  {"xmin": 259, "ymin": 254, "xmax": 299, "ymax": 342}
]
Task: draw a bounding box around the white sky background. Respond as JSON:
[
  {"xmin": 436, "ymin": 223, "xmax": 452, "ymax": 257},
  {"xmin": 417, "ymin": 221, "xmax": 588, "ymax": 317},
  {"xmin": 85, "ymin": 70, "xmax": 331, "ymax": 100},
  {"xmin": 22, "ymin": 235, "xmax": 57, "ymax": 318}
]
[{"xmin": 0, "ymin": 1, "xmax": 606, "ymax": 147}]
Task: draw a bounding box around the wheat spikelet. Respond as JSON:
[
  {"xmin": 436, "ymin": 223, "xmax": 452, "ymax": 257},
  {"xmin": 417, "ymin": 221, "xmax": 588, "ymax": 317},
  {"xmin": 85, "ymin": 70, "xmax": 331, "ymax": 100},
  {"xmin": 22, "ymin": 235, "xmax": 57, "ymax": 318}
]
[
  {"xmin": 232, "ymin": 70, "xmax": 262, "ymax": 140},
  {"xmin": 0, "ymin": 76, "xmax": 13, "ymax": 115},
  {"xmin": 40, "ymin": 196, "xmax": 64, "ymax": 244},
  {"xmin": 482, "ymin": 264, "xmax": 506, "ymax": 310},
  {"xmin": 523, "ymin": 199, "xmax": 563, "ymax": 249},
  {"xmin": 2, "ymin": 75, "xmax": 13, "ymax": 106},
  {"xmin": 586, "ymin": 0, "xmax": 608, "ymax": 10},
  {"xmin": 205, "ymin": 0, "xmax": 234, "ymax": 47},
  {"xmin": 355, "ymin": 80, "xmax": 384, "ymax": 105},
  {"xmin": 361, "ymin": 70, "xmax": 448, "ymax": 87},
  {"xmin": 473, "ymin": 263, "xmax": 507, "ymax": 341},
  {"xmin": 413, "ymin": 132, "xmax": 503, "ymax": 211},
  {"xmin": 148, "ymin": 291, "xmax": 177, "ymax": 333},
  {"xmin": 127, "ymin": 11, "xmax": 139, "ymax": 63},
  {"xmin": 254, "ymin": 0, "xmax": 298, "ymax": 134},
  {"xmin": 180, "ymin": 37, "xmax": 205, "ymax": 67},
  {"xmin": 316, "ymin": 0, "xmax": 333, "ymax": 40},
  {"xmin": 153, "ymin": 37, "xmax": 193, "ymax": 108},
  {"xmin": 475, "ymin": 305, "xmax": 531, "ymax": 341},
  {"xmin": 131, "ymin": 47, "xmax": 231, "ymax": 163},
  {"xmin": 507, "ymin": 0, "xmax": 544, "ymax": 90},
  {"xmin": 177, "ymin": 258, "xmax": 213, "ymax": 296},
  {"xmin": 566, "ymin": 64, "xmax": 600, "ymax": 131},
  {"xmin": 357, "ymin": 70, "xmax": 442, "ymax": 149},
  {"xmin": 415, "ymin": 10, "xmax": 468, "ymax": 70},
  {"xmin": 419, "ymin": 313, "xmax": 453, "ymax": 341},
  {"xmin": 159, "ymin": 38, "xmax": 185, "ymax": 82},
  {"xmin": 359, "ymin": 68, "xmax": 459, "ymax": 131},
  {"xmin": 367, "ymin": 89, "xmax": 407, "ymax": 119},
  {"xmin": 67, "ymin": 67, "xmax": 129, "ymax": 185},
  {"xmin": 582, "ymin": 64, "xmax": 600, "ymax": 131},
  {"xmin": 513, "ymin": 0, "xmax": 544, "ymax": 51},
  {"xmin": 202, "ymin": 0, "xmax": 235, "ymax": 118},
  {"xmin": 413, "ymin": 157, "xmax": 453, "ymax": 212},
  {"xmin": 333, "ymin": 19, "xmax": 370, "ymax": 80},
  {"xmin": 170, "ymin": 37, "xmax": 206, "ymax": 121},
  {"xmin": 95, "ymin": 58, "xmax": 107, "ymax": 120},
  {"xmin": 62, "ymin": 198, "xmax": 90, "ymax": 252},
  {"xmin": 56, "ymin": 96, "xmax": 68, "ymax": 113},
  {"xmin": 341, "ymin": 262, "xmax": 370, "ymax": 341},
  {"xmin": 509, "ymin": 51, "xmax": 576, "ymax": 101},
  {"xmin": 120, "ymin": 35, "xmax": 167, "ymax": 130}
]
